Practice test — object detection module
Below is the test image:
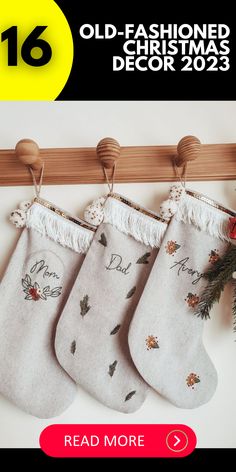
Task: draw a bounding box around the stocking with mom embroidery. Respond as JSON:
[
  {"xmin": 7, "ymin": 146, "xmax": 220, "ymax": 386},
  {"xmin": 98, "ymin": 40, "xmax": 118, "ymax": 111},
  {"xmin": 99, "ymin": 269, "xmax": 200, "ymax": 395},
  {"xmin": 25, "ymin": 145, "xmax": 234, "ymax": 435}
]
[
  {"xmin": 129, "ymin": 187, "xmax": 235, "ymax": 409},
  {"xmin": 55, "ymin": 192, "xmax": 168, "ymax": 413},
  {"xmin": 0, "ymin": 193, "xmax": 96, "ymax": 418}
]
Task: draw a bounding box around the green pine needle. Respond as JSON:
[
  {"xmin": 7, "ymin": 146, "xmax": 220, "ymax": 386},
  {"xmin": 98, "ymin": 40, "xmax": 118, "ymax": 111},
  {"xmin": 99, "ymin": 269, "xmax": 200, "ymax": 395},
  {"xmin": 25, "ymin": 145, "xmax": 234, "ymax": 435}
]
[
  {"xmin": 195, "ymin": 279, "xmax": 228, "ymax": 320},
  {"xmin": 232, "ymin": 285, "xmax": 236, "ymax": 333}
]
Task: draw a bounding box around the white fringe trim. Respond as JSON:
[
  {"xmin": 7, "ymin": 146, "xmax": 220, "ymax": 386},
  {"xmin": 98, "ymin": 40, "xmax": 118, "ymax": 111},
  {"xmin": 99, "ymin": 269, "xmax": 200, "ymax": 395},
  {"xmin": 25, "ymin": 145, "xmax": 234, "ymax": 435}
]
[
  {"xmin": 175, "ymin": 191, "xmax": 234, "ymax": 242},
  {"xmin": 26, "ymin": 203, "xmax": 94, "ymax": 253},
  {"xmin": 103, "ymin": 195, "xmax": 167, "ymax": 248}
]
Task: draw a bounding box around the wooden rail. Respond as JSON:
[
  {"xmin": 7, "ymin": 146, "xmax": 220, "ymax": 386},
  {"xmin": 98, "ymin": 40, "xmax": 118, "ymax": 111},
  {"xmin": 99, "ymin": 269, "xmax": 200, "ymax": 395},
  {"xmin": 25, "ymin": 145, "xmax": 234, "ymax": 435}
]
[{"xmin": 0, "ymin": 137, "xmax": 235, "ymax": 186}]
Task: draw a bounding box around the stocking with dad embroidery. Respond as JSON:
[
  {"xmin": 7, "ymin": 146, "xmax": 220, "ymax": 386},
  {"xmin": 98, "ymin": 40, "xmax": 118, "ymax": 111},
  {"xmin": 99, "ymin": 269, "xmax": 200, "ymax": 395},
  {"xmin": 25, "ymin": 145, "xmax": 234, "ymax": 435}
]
[
  {"xmin": 55, "ymin": 193, "xmax": 168, "ymax": 413},
  {"xmin": 0, "ymin": 177, "xmax": 96, "ymax": 418},
  {"xmin": 129, "ymin": 187, "xmax": 235, "ymax": 408}
]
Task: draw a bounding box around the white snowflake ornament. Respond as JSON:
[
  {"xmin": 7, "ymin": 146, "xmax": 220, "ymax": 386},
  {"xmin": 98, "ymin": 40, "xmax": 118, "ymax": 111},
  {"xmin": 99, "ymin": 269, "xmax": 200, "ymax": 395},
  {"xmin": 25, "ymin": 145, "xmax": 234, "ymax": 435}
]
[
  {"xmin": 169, "ymin": 184, "xmax": 185, "ymax": 201},
  {"xmin": 9, "ymin": 209, "xmax": 27, "ymax": 228},
  {"xmin": 19, "ymin": 200, "xmax": 32, "ymax": 211},
  {"xmin": 84, "ymin": 197, "xmax": 106, "ymax": 226}
]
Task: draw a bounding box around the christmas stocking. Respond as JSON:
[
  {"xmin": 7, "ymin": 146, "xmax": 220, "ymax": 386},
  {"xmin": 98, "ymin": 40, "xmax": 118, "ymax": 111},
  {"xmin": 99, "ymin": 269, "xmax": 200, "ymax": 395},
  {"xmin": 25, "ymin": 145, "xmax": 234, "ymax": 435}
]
[
  {"xmin": 128, "ymin": 187, "xmax": 234, "ymax": 409},
  {"xmin": 55, "ymin": 193, "xmax": 168, "ymax": 413},
  {"xmin": 0, "ymin": 196, "xmax": 95, "ymax": 418}
]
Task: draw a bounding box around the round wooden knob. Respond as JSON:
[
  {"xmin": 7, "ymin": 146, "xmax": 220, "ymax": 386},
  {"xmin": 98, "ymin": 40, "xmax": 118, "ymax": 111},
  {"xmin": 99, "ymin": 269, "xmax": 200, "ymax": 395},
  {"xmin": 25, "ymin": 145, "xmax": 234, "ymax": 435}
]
[
  {"xmin": 97, "ymin": 137, "xmax": 121, "ymax": 169},
  {"xmin": 176, "ymin": 135, "xmax": 201, "ymax": 167},
  {"xmin": 15, "ymin": 139, "xmax": 43, "ymax": 171}
]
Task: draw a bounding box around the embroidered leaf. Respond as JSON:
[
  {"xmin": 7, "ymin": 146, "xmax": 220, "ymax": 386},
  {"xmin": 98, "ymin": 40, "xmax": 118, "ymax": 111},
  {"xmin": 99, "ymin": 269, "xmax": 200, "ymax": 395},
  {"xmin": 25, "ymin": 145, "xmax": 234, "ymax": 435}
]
[
  {"xmin": 126, "ymin": 286, "xmax": 136, "ymax": 299},
  {"xmin": 43, "ymin": 286, "xmax": 50, "ymax": 293},
  {"xmin": 22, "ymin": 274, "xmax": 32, "ymax": 289},
  {"xmin": 40, "ymin": 293, "xmax": 47, "ymax": 301},
  {"xmin": 51, "ymin": 286, "xmax": 62, "ymax": 293},
  {"xmin": 108, "ymin": 360, "xmax": 117, "ymax": 377},
  {"xmin": 25, "ymin": 274, "xmax": 31, "ymax": 286},
  {"xmin": 50, "ymin": 287, "xmax": 62, "ymax": 297},
  {"xmin": 136, "ymin": 252, "xmax": 151, "ymax": 264},
  {"xmin": 195, "ymin": 378, "xmax": 200, "ymax": 383},
  {"xmin": 110, "ymin": 324, "xmax": 121, "ymax": 335},
  {"xmin": 125, "ymin": 391, "xmax": 136, "ymax": 402},
  {"xmin": 80, "ymin": 295, "xmax": 91, "ymax": 317},
  {"xmin": 25, "ymin": 295, "xmax": 33, "ymax": 300},
  {"xmin": 99, "ymin": 233, "xmax": 107, "ymax": 247},
  {"xmin": 175, "ymin": 244, "xmax": 181, "ymax": 250},
  {"xmin": 71, "ymin": 340, "xmax": 76, "ymax": 355}
]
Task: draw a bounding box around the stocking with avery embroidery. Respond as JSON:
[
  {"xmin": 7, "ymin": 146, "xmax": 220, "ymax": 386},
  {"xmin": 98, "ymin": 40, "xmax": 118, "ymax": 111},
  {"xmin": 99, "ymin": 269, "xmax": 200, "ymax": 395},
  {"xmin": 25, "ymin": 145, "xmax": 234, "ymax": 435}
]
[{"xmin": 129, "ymin": 186, "xmax": 234, "ymax": 408}]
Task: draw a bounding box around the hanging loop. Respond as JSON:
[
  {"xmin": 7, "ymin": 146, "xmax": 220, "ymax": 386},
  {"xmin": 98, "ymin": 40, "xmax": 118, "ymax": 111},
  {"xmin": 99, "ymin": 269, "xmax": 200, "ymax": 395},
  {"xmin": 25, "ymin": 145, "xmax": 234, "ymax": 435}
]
[
  {"xmin": 15, "ymin": 138, "xmax": 43, "ymax": 171},
  {"xmin": 29, "ymin": 163, "xmax": 45, "ymax": 198}
]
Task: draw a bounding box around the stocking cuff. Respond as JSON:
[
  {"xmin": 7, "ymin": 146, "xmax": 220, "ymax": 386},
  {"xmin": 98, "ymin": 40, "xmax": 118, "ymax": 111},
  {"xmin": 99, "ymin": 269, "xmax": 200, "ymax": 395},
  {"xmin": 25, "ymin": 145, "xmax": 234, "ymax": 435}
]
[
  {"xmin": 26, "ymin": 198, "xmax": 96, "ymax": 253},
  {"xmin": 175, "ymin": 189, "xmax": 236, "ymax": 242},
  {"xmin": 103, "ymin": 193, "xmax": 168, "ymax": 248}
]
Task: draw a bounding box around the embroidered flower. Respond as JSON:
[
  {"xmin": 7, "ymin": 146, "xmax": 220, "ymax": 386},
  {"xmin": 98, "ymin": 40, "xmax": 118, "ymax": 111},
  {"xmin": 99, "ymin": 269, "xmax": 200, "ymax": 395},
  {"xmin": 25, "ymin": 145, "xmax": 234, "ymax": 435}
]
[
  {"xmin": 28, "ymin": 284, "xmax": 41, "ymax": 301},
  {"xmin": 165, "ymin": 240, "xmax": 181, "ymax": 255},
  {"xmin": 22, "ymin": 274, "xmax": 62, "ymax": 301},
  {"xmin": 146, "ymin": 335, "xmax": 159, "ymax": 350},
  {"xmin": 186, "ymin": 373, "xmax": 200, "ymax": 389},
  {"xmin": 209, "ymin": 249, "xmax": 220, "ymax": 264},
  {"xmin": 185, "ymin": 293, "xmax": 199, "ymax": 309}
]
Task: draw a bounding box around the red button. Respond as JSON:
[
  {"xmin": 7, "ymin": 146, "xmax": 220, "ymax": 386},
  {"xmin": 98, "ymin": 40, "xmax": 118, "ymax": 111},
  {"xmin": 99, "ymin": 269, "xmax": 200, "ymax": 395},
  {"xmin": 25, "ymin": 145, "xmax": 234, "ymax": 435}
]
[{"xmin": 40, "ymin": 424, "xmax": 196, "ymax": 458}]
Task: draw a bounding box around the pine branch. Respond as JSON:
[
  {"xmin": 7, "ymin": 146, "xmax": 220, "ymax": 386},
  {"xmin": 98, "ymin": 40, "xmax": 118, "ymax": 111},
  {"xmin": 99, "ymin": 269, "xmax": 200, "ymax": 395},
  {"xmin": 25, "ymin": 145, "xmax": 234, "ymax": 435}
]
[
  {"xmin": 80, "ymin": 295, "xmax": 91, "ymax": 318},
  {"xmin": 195, "ymin": 278, "xmax": 226, "ymax": 320},
  {"xmin": 232, "ymin": 285, "xmax": 236, "ymax": 333},
  {"xmin": 136, "ymin": 252, "xmax": 151, "ymax": 264},
  {"xmin": 205, "ymin": 246, "xmax": 236, "ymax": 282}
]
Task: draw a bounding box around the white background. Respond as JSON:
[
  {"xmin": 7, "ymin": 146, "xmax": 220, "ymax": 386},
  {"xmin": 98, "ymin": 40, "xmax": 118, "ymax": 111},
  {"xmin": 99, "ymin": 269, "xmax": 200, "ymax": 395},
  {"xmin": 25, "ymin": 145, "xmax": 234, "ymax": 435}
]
[{"xmin": 0, "ymin": 101, "xmax": 235, "ymax": 449}]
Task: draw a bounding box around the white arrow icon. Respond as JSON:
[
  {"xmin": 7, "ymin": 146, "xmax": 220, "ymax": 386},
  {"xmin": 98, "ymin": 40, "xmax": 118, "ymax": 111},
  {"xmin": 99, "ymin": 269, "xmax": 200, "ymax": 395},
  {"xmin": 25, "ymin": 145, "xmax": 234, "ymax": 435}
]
[{"xmin": 174, "ymin": 435, "xmax": 181, "ymax": 447}]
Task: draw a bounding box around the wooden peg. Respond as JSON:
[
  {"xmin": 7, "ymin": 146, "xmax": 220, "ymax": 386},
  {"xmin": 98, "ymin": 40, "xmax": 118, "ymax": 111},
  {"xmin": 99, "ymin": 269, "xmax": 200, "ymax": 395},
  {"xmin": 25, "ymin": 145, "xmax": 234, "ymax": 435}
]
[
  {"xmin": 97, "ymin": 137, "xmax": 121, "ymax": 169},
  {"xmin": 15, "ymin": 139, "xmax": 43, "ymax": 171},
  {"xmin": 175, "ymin": 135, "xmax": 201, "ymax": 167}
]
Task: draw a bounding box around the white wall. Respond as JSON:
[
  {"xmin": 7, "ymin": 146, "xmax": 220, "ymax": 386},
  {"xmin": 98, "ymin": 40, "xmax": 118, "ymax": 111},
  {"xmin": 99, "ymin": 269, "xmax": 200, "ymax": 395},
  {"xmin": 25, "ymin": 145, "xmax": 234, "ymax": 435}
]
[{"xmin": 0, "ymin": 101, "xmax": 235, "ymax": 449}]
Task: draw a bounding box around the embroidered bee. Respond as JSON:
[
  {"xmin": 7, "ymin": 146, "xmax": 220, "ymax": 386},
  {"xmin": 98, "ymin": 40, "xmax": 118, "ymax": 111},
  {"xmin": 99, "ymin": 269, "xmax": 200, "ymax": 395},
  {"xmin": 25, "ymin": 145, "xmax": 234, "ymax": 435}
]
[
  {"xmin": 185, "ymin": 293, "xmax": 199, "ymax": 309},
  {"xmin": 186, "ymin": 373, "xmax": 200, "ymax": 389},
  {"xmin": 165, "ymin": 240, "xmax": 181, "ymax": 256},
  {"xmin": 209, "ymin": 249, "xmax": 220, "ymax": 264},
  {"xmin": 145, "ymin": 335, "xmax": 159, "ymax": 350}
]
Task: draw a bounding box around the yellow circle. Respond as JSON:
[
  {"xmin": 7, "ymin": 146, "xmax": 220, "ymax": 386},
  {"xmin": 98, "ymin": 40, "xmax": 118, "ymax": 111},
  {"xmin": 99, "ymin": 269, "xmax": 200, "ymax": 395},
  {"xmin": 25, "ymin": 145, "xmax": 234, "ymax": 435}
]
[{"xmin": 0, "ymin": 0, "xmax": 74, "ymax": 100}]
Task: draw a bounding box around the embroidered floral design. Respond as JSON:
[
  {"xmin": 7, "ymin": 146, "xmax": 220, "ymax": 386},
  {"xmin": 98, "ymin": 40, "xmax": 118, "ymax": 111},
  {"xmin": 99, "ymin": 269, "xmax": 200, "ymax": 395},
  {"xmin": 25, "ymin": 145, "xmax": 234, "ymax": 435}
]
[
  {"xmin": 110, "ymin": 324, "xmax": 121, "ymax": 335},
  {"xmin": 126, "ymin": 286, "xmax": 136, "ymax": 299},
  {"xmin": 185, "ymin": 292, "xmax": 200, "ymax": 309},
  {"xmin": 146, "ymin": 335, "xmax": 159, "ymax": 350},
  {"xmin": 165, "ymin": 240, "xmax": 181, "ymax": 256},
  {"xmin": 98, "ymin": 232, "xmax": 107, "ymax": 247},
  {"xmin": 209, "ymin": 249, "xmax": 220, "ymax": 264},
  {"xmin": 186, "ymin": 373, "xmax": 200, "ymax": 389},
  {"xmin": 108, "ymin": 360, "xmax": 117, "ymax": 377},
  {"xmin": 136, "ymin": 252, "xmax": 151, "ymax": 264},
  {"xmin": 71, "ymin": 340, "xmax": 76, "ymax": 355},
  {"xmin": 125, "ymin": 391, "xmax": 136, "ymax": 402},
  {"xmin": 22, "ymin": 274, "xmax": 62, "ymax": 301},
  {"xmin": 80, "ymin": 295, "xmax": 91, "ymax": 318}
]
